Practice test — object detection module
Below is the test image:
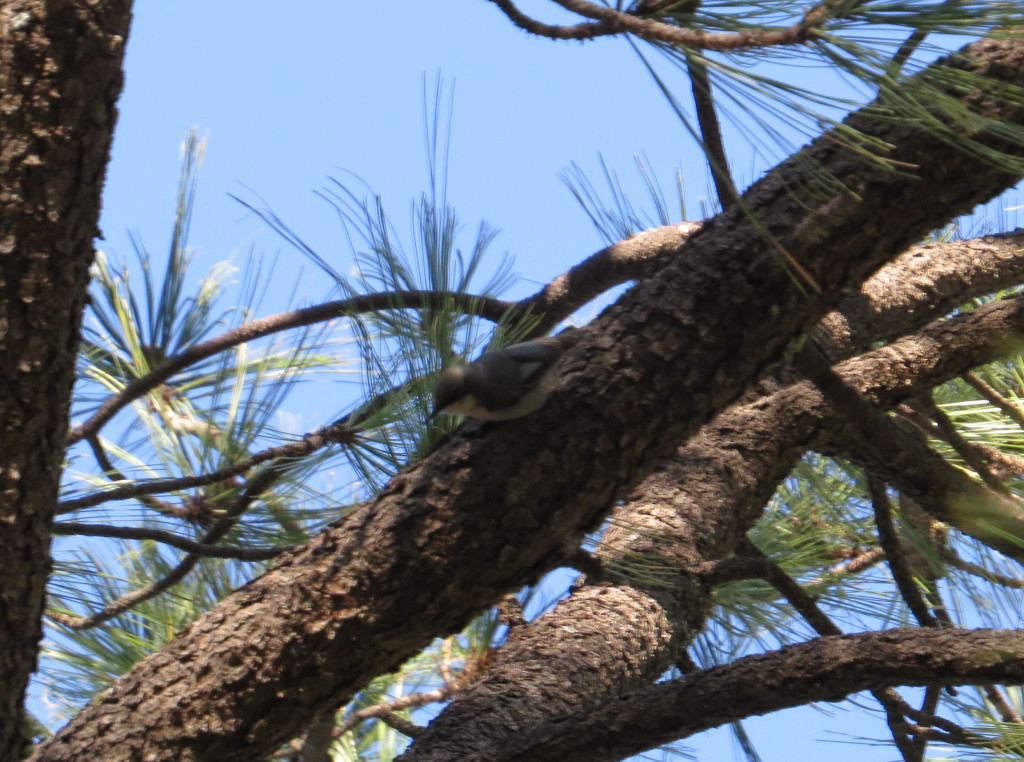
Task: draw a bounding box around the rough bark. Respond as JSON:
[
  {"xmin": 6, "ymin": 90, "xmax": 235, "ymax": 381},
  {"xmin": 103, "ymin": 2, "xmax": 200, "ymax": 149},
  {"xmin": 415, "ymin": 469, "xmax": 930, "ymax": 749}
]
[
  {"xmin": 399, "ymin": 262, "xmax": 1024, "ymax": 761},
  {"xmin": 473, "ymin": 628, "xmax": 1024, "ymax": 762},
  {"xmin": 0, "ymin": 1, "xmax": 132, "ymax": 757},
  {"xmin": 33, "ymin": 35, "xmax": 1024, "ymax": 762}
]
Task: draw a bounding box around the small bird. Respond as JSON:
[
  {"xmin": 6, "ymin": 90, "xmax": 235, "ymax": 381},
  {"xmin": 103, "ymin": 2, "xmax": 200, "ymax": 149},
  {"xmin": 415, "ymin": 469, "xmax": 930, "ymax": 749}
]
[{"xmin": 430, "ymin": 331, "xmax": 581, "ymax": 421}]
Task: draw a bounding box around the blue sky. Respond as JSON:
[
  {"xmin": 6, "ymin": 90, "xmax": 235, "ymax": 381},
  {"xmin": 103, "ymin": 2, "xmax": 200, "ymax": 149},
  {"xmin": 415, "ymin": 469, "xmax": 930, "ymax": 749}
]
[{"xmin": 51, "ymin": 2, "xmax": 1019, "ymax": 760}]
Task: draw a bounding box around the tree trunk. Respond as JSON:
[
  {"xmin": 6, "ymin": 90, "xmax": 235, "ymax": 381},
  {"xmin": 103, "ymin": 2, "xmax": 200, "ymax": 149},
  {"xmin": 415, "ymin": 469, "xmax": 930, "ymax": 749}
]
[{"xmin": 0, "ymin": 1, "xmax": 132, "ymax": 757}]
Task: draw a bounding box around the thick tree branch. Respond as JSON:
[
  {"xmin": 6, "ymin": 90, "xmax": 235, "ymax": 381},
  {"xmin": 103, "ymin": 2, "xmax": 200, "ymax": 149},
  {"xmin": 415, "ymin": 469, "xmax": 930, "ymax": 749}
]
[
  {"xmin": 473, "ymin": 628, "xmax": 1024, "ymax": 762},
  {"xmin": 34, "ymin": 35, "xmax": 1024, "ymax": 762},
  {"xmin": 816, "ymin": 229, "xmax": 1024, "ymax": 356},
  {"xmin": 401, "ymin": 281, "xmax": 1024, "ymax": 760}
]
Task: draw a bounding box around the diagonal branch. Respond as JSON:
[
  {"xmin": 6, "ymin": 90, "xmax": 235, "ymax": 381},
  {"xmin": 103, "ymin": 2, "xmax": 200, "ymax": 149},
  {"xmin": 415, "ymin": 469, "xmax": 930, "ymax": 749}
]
[
  {"xmin": 60, "ymin": 419, "xmax": 359, "ymax": 512},
  {"xmin": 868, "ymin": 475, "xmax": 941, "ymax": 628},
  {"xmin": 68, "ymin": 291, "xmax": 512, "ymax": 445},
  {"xmin": 399, "ymin": 268, "xmax": 1024, "ymax": 760},
  {"xmin": 470, "ymin": 628, "xmax": 1024, "ymax": 762}
]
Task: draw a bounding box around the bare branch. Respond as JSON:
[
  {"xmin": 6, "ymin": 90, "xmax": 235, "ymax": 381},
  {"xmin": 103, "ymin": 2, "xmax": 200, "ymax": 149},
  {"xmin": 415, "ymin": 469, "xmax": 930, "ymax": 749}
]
[
  {"xmin": 686, "ymin": 57, "xmax": 737, "ymax": 209},
  {"xmin": 485, "ymin": 0, "xmax": 617, "ymax": 40},
  {"xmin": 867, "ymin": 475, "xmax": 940, "ymax": 628},
  {"xmin": 51, "ymin": 522, "xmax": 289, "ymax": 561},
  {"xmin": 529, "ymin": 0, "xmax": 844, "ymax": 50},
  {"xmin": 49, "ymin": 459, "xmax": 288, "ymax": 629},
  {"xmin": 85, "ymin": 434, "xmax": 188, "ymax": 519},
  {"xmin": 468, "ymin": 628, "xmax": 1024, "ymax": 762}
]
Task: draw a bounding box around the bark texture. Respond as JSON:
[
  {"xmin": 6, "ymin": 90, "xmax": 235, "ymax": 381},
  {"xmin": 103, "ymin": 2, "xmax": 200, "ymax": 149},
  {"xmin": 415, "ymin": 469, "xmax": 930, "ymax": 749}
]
[
  {"xmin": 475, "ymin": 628, "xmax": 1024, "ymax": 762},
  {"xmin": 34, "ymin": 35, "xmax": 1024, "ymax": 762},
  {"xmin": 400, "ymin": 253, "xmax": 1024, "ymax": 761},
  {"xmin": 0, "ymin": 1, "xmax": 131, "ymax": 757}
]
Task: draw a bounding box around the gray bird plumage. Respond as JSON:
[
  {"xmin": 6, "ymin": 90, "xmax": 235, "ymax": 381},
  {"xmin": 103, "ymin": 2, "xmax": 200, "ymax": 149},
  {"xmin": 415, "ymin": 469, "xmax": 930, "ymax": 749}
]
[{"xmin": 430, "ymin": 331, "xmax": 580, "ymax": 421}]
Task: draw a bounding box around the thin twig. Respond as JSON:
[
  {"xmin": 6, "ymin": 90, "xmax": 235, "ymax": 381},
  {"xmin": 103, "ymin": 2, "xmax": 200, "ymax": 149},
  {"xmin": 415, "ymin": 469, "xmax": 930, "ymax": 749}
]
[
  {"xmin": 964, "ymin": 370, "xmax": 1024, "ymax": 429},
  {"xmin": 71, "ymin": 226, "xmax": 694, "ymax": 447},
  {"xmin": 52, "ymin": 522, "xmax": 289, "ymax": 561},
  {"xmin": 335, "ymin": 686, "xmax": 457, "ymax": 736},
  {"xmin": 907, "ymin": 395, "xmax": 1008, "ymax": 493},
  {"xmin": 486, "ymin": 0, "xmax": 616, "ymax": 40},
  {"xmin": 890, "ymin": 29, "xmax": 928, "ymax": 74},
  {"xmin": 86, "ymin": 434, "xmax": 186, "ymax": 519},
  {"xmin": 49, "ymin": 459, "xmax": 289, "ymax": 629},
  {"xmin": 60, "ymin": 420, "xmax": 358, "ymax": 512},
  {"xmin": 375, "ymin": 712, "xmax": 425, "ymax": 738},
  {"xmin": 530, "ymin": 0, "xmax": 846, "ymax": 50},
  {"xmin": 823, "ymin": 545, "xmax": 885, "ymax": 577},
  {"xmin": 940, "ymin": 546, "xmax": 1024, "ymax": 590},
  {"xmin": 686, "ymin": 55, "xmax": 738, "ymax": 209},
  {"xmin": 734, "ymin": 538, "xmax": 841, "ymax": 636},
  {"xmin": 867, "ymin": 475, "xmax": 940, "ymax": 628},
  {"xmin": 984, "ymin": 684, "xmax": 1024, "ymax": 724},
  {"xmin": 909, "ymin": 686, "xmax": 942, "ymax": 760},
  {"xmin": 69, "ymin": 290, "xmax": 513, "ymax": 446}
]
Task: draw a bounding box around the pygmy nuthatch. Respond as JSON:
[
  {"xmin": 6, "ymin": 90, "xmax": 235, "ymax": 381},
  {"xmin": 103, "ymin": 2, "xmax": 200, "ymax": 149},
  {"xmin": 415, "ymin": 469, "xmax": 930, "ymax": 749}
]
[{"xmin": 430, "ymin": 330, "xmax": 581, "ymax": 421}]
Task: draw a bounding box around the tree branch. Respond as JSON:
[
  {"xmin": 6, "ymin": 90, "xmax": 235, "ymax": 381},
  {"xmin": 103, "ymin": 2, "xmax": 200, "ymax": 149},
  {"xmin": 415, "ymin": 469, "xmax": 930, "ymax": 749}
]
[
  {"xmin": 60, "ymin": 419, "xmax": 359, "ymax": 512},
  {"xmin": 867, "ymin": 475, "xmax": 940, "ymax": 627},
  {"xmin": 686, "ymin": 56, "xmax": 738, "ymax": 209},
  {"xmin": 475, "ymin": 628, "xmax": 1024, "ymax": 762},
  {"xmin": 34, "ymin": 35, "xmax": 1024, "ymax": 761},
  {"xmin": 0, "ymin": 0, "xmax": 132, "ymax": 754},
  {"xmin": 50, "ymin": 461, "xmax": 288, "ymax": 629},
  {"xmin": 69, "ymin": 224, "xmax": 695, "ymax": 447},
  {"xmin": 491, "ymin": 0, "xmax": 853, "ymax": 50},
  {"xmin": 51, "ymin": 522, "xmax": 289, "ymax": 561}
]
